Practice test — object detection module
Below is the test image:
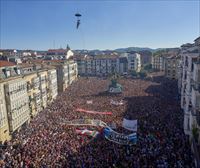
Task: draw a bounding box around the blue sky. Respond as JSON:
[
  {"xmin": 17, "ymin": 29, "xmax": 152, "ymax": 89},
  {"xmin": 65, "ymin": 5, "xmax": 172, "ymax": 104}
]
[{"xmin": 0, "ymin": 0, "xmax": 199, "ymax": 50}]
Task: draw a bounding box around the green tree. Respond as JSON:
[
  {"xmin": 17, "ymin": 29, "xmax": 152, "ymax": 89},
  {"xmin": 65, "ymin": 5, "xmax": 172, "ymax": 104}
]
[
  {"xmin": 138, "ymin": 71, "xmax": 147, "ymax": 79},
  {"xmin": 130, "ymin": 70, "xmax": 137, "ymax": 77},
  {"xmin": 143, "ymin": 64, "xmax": 152, "ymax": 71}
]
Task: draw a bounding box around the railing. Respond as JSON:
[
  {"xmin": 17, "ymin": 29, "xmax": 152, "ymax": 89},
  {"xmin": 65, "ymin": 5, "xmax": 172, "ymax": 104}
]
[{"xmin": 191, "ymin": 80, "xmax": 200, "ymax": 92}]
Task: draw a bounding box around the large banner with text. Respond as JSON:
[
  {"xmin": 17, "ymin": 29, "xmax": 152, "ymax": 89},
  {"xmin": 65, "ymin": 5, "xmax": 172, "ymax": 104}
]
[{"xmin": 103, "ymin": 127, "xmax": 137, "ymax": 145}]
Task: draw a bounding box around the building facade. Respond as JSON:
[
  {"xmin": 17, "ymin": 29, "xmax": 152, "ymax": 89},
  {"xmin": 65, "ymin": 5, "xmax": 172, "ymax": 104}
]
[
  {"xmin": 152, "ymin": 55, "xmax": 165, "ymax": 71},
  {"xmin": 77, "ymin": 53, "xmax": 141, "ymax": 76},
  {"xmin": 4, "ymin": 77, "xmax": 30, "ymax": 133},
  {"xmin": 0, "ymin": 82, "xmax": 10, "ymax": 143},
  {"xmin": 47, "ymin": 68, "xmax": 58, "ymax": 101},
  {"xmin": 38, "ymin": 70, "xmax": 48, "ymax": 109},
  {"xmin": 179, "ymin": 37, "xmax": 200, "ymax": 167},
  {"xmin": 164, "ymin": 55, "xmax": 180, "ymax": 79}
]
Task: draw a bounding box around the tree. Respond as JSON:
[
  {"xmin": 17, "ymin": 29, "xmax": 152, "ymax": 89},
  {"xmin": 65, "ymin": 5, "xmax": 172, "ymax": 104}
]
[
  {"xmin": 138, "ymin": 71, "xmax": 147, "ymax": 79},
  {"xmin": 130, "ymin": 70, "xmax": 137, "ymax": 77},
  {"xmin": 143, "ymin": 64, "xmax": 152, "ymax": 71},
  {"xmin": 192, "ymin": 125, "xmax": 199, "ymax": 142}
]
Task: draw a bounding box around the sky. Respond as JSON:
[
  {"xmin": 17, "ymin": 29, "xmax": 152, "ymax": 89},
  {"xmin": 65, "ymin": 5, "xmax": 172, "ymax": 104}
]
[{"xmin": 0, "ymin": 0, "xmax": 200, "ymax": 50}]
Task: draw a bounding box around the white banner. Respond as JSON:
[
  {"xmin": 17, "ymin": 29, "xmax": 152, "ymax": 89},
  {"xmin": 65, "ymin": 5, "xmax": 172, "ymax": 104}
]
[
  {"xmin": 64, "ymin": 119, "xmax": 107, "ymax": 127},
  {"xmin": 110, "ymin": 100, "xmax": 124, "ymax": 106},
  {"xmin": 86, "ymin": 100, "xmax": 93, "ymax": 104},
  {"xmin": 122, "ymin": 119, "xmax": 137, "ymax": 132}
]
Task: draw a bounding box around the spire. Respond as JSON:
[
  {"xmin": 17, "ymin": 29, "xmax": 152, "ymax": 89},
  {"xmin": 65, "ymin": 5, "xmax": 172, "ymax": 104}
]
[{"xmin": 66, "ymin": 44, "xmax": 70, "ymax": 51}]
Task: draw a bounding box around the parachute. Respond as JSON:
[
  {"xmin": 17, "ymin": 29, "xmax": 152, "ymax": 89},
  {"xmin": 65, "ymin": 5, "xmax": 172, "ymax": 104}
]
[{"xmin": 75, "ymin": 13, "xmax": 81, "ymax": 29}]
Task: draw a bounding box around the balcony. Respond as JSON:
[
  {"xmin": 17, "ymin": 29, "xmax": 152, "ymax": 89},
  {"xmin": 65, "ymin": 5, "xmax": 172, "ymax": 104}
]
[{"xmin": 191, "ymin": 79, "xmax": 200, "ymax": 92}]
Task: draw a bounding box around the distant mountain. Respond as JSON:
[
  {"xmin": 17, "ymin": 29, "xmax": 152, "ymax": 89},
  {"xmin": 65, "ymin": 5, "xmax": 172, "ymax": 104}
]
[
  {"xmin": 114, "ymin": 47, "xmax": 154, "ymax": 53},
  {"xmin": 74, "ymin": 47, "xmax": 179, "ymax": 54}
]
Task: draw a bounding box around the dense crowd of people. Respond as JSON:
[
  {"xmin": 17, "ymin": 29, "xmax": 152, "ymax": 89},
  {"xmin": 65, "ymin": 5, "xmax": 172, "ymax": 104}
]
[{"xmin": 0, "ymin": 72, "xmax": 194, "ymax": 167}]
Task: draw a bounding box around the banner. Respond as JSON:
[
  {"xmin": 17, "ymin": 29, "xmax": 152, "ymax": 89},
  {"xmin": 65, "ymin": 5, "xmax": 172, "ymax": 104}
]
[
  {"xmin": 110, "ymin": 100, "xmax": 124, "ymax": 106},
  {"xmin": 103, "ymin": 127, "xmax": 137, "ymax": 145},
  {"xmin": 77, "ymin": 108, "xmax": 112, "ymax": 115},
  {"xmin": 86, "ymin": 100, "xmax": 93, "ymax": 104},
  {"xmin": 76, "ymin": 129, "xmax": 99, "ymax": 138},
  {"xmin": 64, "ymin": 119, "xmax": 107, "ymax": 127},
  {"xmin": 122, "ymin": 119, "xmax": 137, "ymax": 132}
]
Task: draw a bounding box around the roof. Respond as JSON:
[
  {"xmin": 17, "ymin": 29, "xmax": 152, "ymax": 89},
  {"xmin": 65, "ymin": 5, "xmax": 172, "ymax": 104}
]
[
  {"xmin": 194, "ymin": 36, "xmax": 200, "ymax": 42},
  {"xmin": 47, "ymin": 49, "xmax": 67, "ymax": 53},
  {"xmin": 0, "ymin": 61, "xmax": 16, "ymax": 67},
  {"xmin": 18, "ymin": 63, "xmax": 34, "ymax": 68}
]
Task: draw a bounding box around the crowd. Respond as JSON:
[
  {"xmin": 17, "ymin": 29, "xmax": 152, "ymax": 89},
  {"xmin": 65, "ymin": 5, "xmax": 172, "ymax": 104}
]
[{"xmin": 0, "ymin": 72, "xmax": 194, "ymax": 167}]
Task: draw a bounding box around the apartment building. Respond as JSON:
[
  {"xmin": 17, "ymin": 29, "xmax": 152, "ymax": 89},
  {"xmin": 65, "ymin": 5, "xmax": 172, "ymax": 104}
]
[
  {"xmin": 76, "ymin": 53, "xmax": 141, "ymax": 76},
  {"xmin": 47, "ymin": 68, "xmax": 58, "ymax": 101},
  {"xmin": 0, "ymin": 60, "xmax": 59, "ymax": 142},
  {"xmin": 38, "ymin": 70, "xmax": 48, "ymax": 109},
  {"xmin": 23, "ymin": 72, "xmax": 39, "ymax": 117},
  {"xmin": 0, "ymin": 82, "xmax": 10, "ymax": 143},
  {"xmin": 164, "ymin": 55, "xmax": 180, "ymax": 79},
  {"xmin": 179, "ymin": 37, "xmax": 200, "ymax": 167},
  {"xmin": 152, "ymin": 55, "xmax": 165, "ymax": 71},
  {"xmin": 126, "ymin": 52, "xmax": 141, "ymax": 72},
  {"xmin": 51, "ymin": 61, "xmax": 77, "ymax": 92},
  {"xmin": 0, "ymin": 61, "xmax": 21, "ymax": 79},
  {"xmin": 4, "ymin": 77, "xmax": 30, "ymax": 133},
  {"xmin": 68, "ymin": 61, "xmax": 78, "ymax": 84}
]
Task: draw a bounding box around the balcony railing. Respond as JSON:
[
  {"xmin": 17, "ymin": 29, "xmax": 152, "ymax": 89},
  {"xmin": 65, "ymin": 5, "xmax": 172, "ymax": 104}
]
[{"xmin": 191, "ymin": 80, "xmax": 200, "ymax": 92}]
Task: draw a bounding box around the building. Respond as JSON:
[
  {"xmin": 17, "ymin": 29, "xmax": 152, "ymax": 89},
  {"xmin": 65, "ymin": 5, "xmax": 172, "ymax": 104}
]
[
  {"xmin": 76, "ymin": 55, "xmax": 119, "ymax": 76},
  {"xmin": 47, "ymin": 68, "xmax": 58, "ymax": 101},
  {"xmin": 117, "ymin": 57, "xmax": 128, "ymax": 74},
  {"xmin": 138, "ymin": 50, "xmax": 152, "ymax": 65},
  {"xmin": 23, "ymin": 72, "xmax": 40, "ymax": 117},
  {"xmin": 40, "ymin": 60, "xmax": 77, "ymax": 93},
  {"xmin": 152, "ymin": 54, "xmax": 165, "ymax": 71},
  {"xmin": 126, "ymin": 52, "xmax": 141, "ymax": 72},
  {"xmin": 0, "ymin": 60, "xmax": 59, "ymax": 142},
  {"xmin": 76, "ymin": 53, "xmax": 141, "ymax": 76},
  {"xmin": 0, "ymin": 61, "xmax": 21, "ymax": 79},
  {"xmin": 4, "ymin": 77, "xmax": 30, "ymax": 133},
  {"xmin": 179, "ymin": 37, "xmax": 200, "ymax": 167},
  {"xmin": 0, "ymin": 82, "xmax": 10, "ymax": 143},
  {"xmin": 164, "ymin": 55, "xmax": 180, "ymax": 79},
  {"xmin": 68, "ymin": 61, "xmax": 78, "ymax": 84},
  {"xmin": 38, "ymin": 70, "xmax": 48, "ymax": 109},
  {"xmin": 46, "ymin": 47, "xmax": 74, "ymax": 60}
]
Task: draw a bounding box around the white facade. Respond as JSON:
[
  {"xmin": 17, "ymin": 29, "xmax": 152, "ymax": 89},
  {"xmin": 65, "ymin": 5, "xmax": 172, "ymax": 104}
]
[
  {"xmin": 68, "ymin": 62, "xmax": 78, "ymax": 84},
  {"xmin": 126, "ymin": 53, "xmax": 141, "ymax": 72},
  {"xmin": 0, "ymin": 84, "xmax": 7, "ymax": 129},
  {"xmin": 56, "ymin": 61, "xmax": 78, "ymax": 92},
  {"xmin": 4, "ymin": 78, "xmax": 30, "ymax": 132},
  {"xmin": 0, "ymin": 83, "xmax": 10, "ymax": 142},
  {"xmin": 39, "ymin": 73, "xmax": 48, "ymax": 109},
  {"xmin": 48, "ymin": 69, "xmax": 58, "ymax": 100},
  {"xmin": 77, "ymin": 54, "xmax": 140, "ymax": 76},
  {"xmin": 179, "ymin": 38, "xmax": 200, "ymax": 140},
  {"xmin": 66, "ymin": 50, "xmax": 74, "ymax": 59},
  {"xmin": 32, "ymin": 76, "xmax": 42, "ymax": 113}
]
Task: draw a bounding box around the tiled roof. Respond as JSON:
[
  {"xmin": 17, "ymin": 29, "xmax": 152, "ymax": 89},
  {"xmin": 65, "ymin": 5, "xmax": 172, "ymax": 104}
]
[
  {"xmin": 0, "ymin": 61, "xmax": 16, "ymax": 67},
  {"xmin": 18, "ymin": 63, "xmax": 34, "ymax": 68},
  {"xmin": 47, "ymin": 49, "xmax": 66, "ymax": 53}
]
